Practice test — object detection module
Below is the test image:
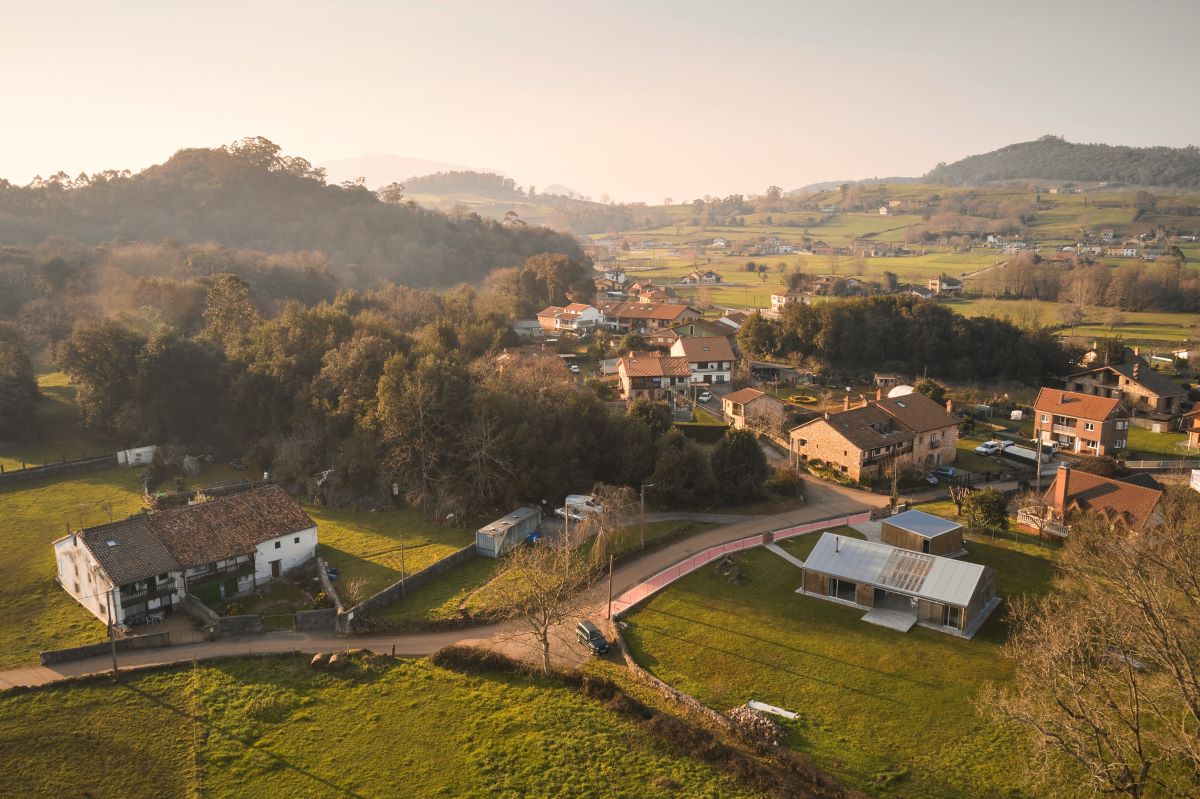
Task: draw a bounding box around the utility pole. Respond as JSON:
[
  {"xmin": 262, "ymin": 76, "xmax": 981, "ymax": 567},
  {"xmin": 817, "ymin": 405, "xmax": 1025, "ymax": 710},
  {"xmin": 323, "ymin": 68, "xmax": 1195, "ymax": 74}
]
[
  {"xmin": 639, "ymin": 483, "xmax": 654, "ymax": 549},
  {"xmin": 1035, "ymin": 437, "xmax": 1044, "ymax": 494},
  {"xmin": 106, "ymin": 587, "xmax": 119, "ymax": 676},
  {"xmin": 606, "ymin": 554, "xmax": 614, "ymax": 620}
]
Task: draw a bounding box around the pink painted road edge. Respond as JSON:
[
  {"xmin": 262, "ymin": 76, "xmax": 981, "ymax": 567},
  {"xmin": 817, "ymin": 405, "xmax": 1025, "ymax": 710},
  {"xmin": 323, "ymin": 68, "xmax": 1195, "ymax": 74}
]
[{"xmin": 609, "ymin": 511, "xmax": 871, "ymax": 616}]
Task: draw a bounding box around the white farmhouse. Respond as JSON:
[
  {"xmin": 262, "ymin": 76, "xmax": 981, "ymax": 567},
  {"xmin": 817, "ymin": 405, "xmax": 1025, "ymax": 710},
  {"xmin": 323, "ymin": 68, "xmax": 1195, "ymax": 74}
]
[{"xmin": 53, "ymin": 484, "xmax": 317, "ymax": 625}]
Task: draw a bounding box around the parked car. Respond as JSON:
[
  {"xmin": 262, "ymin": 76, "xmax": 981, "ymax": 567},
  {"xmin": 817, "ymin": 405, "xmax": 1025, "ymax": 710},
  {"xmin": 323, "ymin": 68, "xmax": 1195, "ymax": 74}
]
[
  {"xmin": 928, "ymin": 466, "xmax": 957, "ymax": 479},
  {"xmin": 923, "ymin": 473, "xmax": 939, "ymax": 486},
  {"xmin": 1030, "ymin": 438, "xmax": 1060, "ymax": 452},
  {"xmin": 697, "ymin": 390, "xmax": 713, "ymax": 403},
  {"xmin": 974, "ymin": 440, "xmax": 1010, "ymax": 456},
  {"xmin": 565, "ymin": 494, "xmax": 604, "ymax": 514},
  {"xmin": 576, "ymin": 620, "xmax": 610, "ymax": 655},
  {"xmin": 568, "ymin": 364, "xmax": 580, "ymax": 374}
]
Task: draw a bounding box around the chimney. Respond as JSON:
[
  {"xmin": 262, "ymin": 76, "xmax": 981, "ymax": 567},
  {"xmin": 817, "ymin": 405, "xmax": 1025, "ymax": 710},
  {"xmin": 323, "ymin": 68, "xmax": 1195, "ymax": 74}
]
[
  {"xmin": 876, "ymin": 387, "xmax": 883, "ymax": 401},
  {"xmin": 946, "ymin": 399, "xmax": 954, "ymax": 413},
  {"xmin": 1133, "ymin": 361, "xmax": 1140, "ymax": 379},
  {"xmin": 824, "ymin": 411, "xmax": 830, "ymax": 420},
  {"xmin": 1054, "ymin": 463, "xmax": 1071, "ymax": 511},
  {"xmin": 1133, "ymin": 346, "xmax": 1140, "ymax": 357},
  {"xmin": 843, "ymin": 395, "xmax": 850, "ymax": 411}
]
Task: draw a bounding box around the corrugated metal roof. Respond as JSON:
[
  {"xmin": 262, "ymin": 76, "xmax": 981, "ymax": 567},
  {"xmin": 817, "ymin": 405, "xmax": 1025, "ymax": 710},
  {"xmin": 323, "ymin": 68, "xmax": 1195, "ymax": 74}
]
[
  {"xmin": 477, "ymin": 507, "xmax": 539, "ymax": 539},
  {"xmin": 803, "ymin": 533, "xmax": 988, "ymax": 607},
  {"xmin": 885, "ymin": 510, "xmax": 962, "ymax": 539}
]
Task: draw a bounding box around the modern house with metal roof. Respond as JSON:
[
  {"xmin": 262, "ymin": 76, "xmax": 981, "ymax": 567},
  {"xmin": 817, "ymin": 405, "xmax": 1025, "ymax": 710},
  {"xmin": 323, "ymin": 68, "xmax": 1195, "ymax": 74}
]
[
  {"xmin": 880, "ymin": 509, "xmax": 965, "ymax": 557},
  {"xmin": 52, "ymin": 485, "xmax": 318, "ymax": 626},
  {"xmin": 799, "ymin": 532, "xmax": 998, "ymax": 637}
]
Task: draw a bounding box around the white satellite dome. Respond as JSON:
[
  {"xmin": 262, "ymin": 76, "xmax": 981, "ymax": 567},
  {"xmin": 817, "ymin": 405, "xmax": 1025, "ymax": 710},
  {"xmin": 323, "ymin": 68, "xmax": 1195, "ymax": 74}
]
[{"xmin": 887, "ymin": 384, "xmax": 915, "ymax": 398}]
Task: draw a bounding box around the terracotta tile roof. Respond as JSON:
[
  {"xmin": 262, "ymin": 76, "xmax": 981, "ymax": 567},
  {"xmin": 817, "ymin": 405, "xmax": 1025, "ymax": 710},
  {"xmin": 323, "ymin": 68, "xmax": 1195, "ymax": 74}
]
[
  {"xmin": 619, "ymin": 353, "xmax": 691, "ymax": 378},
  {"xmin": 669, "ymin": 319, "xmax": 731, "ymax": 338},
  {"xmin": 1044, "ymin": 468, "xmax": 1162, "ymax": 531},
  {"xmin": 1034, "ymin": 388, "xmax": 1122, "ymax": 421},
  {"xmin": 875, "ymin": 393, "xmax": 957, "ymax": 433},
  {"xmin": 81, "ymin": 517, "xmax": 181, "ymax": 586},
  {"xmin": 536, "ymin": 305, "xmax": 566, "ymax": 318},
  {"xmin": 78, "ymin": 485, "xmax": 316, "ymax": 583},
  {"xmin": 798, "ymin": 404, "xmax": 914, "ymax": 451},
  {"xmin": 606, "ymin": 302, "xmax": 698, "ymax": 321},
  {"xmin": 672, "ymin": 336, "xmax": 735, "ymax": 363},
  {"xmin": 723, "ymin": 388, "xmax": 768, "ymax": 405},
  {"xmin": 1068, "ymin": 354, "xmax": 1185, "ymax": 399}
]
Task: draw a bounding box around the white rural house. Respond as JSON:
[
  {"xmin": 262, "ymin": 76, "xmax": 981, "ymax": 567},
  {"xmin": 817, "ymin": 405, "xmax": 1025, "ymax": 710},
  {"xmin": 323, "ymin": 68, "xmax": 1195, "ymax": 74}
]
[
  {"xmin": 669, "ymin": 336, "xmax": 735, "ymax": 384},
  {"xmin": 53, "ymin": 485, "xmax": 317, "ymax": 625},
  {"xmin": 536, "ymin": 303, "xmax": 603, "ymax": 334}
]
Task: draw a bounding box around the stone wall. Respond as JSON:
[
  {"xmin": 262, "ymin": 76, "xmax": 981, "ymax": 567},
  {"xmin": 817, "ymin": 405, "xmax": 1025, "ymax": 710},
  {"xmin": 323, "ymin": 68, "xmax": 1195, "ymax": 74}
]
[
  {"xmin": 612, "ymin": 625, "xmax": 733, "ymax": 733},
  {"xmin": 295, "ymin": 607, "xmax": 337, "ymax": 631},
  {"xmin": 337, "ymin": 545, "xmax": 476, "ymax": 632},
  {"xmin": 40, "ymin": 631, "xmax": 174, "ymax": 665},
  {"xmin": 216, "ymin": 614, "xmax": 263, "ymax": 636},
  {"xmin": 0, "ymin": 454, "xmax": 119, "ymax": 485},
  {"xmin": 316, "ymin": 556, "xmax": 342, "ymax": 609}
]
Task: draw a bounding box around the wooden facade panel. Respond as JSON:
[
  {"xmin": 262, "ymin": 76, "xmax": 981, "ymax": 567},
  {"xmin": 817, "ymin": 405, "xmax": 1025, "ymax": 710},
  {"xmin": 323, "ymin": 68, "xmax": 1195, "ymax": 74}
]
[
  {"xmin": 855, "ymin": 582, "xmax": 875, "ymax": 607},
  {"xmin": 802, "ymin": 570, "xmax": 826, "ymax": 595}
]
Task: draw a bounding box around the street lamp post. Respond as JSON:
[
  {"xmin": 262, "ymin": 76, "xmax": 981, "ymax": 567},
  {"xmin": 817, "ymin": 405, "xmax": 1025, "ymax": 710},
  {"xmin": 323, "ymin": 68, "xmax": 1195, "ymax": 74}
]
[{"xmin": 640, "ymin": 482, "xmax": 655, "ymax": 549}]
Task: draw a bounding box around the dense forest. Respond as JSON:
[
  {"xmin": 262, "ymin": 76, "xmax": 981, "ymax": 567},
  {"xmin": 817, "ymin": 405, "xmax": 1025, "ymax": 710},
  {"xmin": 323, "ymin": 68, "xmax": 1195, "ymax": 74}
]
[
  {"xmin": 737, "ymin": 295, "xmax": 1074, "ymax": 384},
  {"xmin": 926, "ymin": 136, "xmax": 1200, "ymax": 189},
  {"xmin": 0, "ymin": 137, "xmax": 584, "ymax": 289},
  {"xmin": 25, "ymin": 254, "xmax": 774, "ymax": 513}
]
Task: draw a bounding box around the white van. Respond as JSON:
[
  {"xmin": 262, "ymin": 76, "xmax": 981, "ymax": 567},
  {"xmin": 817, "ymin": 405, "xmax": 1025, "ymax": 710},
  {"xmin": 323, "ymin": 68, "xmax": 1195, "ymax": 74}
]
[{"xmin": 565, "ymin": 494, "xmax": 604, "ymax": 514}]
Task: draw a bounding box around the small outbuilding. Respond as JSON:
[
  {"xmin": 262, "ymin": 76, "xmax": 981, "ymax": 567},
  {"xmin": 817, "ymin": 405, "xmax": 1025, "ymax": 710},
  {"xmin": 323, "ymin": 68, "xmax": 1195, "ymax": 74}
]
[
  {"xmin": 476, "ymin": 507, "xmax": 542, "ymax": 558},
  {"xmin": 799, "ymin": 532, "xmax": 998, "ymax": 637},
  {"xmin": 880, "ymin": 509, "xmax": 964, "ymax": 557}
]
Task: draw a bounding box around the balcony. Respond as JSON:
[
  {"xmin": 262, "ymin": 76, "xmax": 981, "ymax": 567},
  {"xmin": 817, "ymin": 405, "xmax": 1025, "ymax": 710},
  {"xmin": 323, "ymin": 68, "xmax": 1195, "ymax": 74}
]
[
  {"xmin": 120, "ymin": 578, "xmax": 178, "ymax": 607},
  {"xmin": 186, "ymin": 560, "xmax": 254, "ymax": 588},
  {"xmin": 1051, "ymin": 424, "xmax": 1077, "ymax": 436}
]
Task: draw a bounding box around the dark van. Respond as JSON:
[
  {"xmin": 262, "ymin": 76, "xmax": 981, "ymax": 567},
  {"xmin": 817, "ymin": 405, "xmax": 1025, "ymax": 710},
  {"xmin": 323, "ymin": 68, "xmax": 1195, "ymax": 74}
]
[{"xmin": 576, "ymin": 620, "xmax": 609, "ymax": 655}]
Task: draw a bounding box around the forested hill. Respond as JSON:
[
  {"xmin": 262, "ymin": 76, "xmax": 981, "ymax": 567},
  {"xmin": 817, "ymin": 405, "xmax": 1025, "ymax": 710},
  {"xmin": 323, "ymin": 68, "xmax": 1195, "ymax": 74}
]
[
  {"xmin": 925, "ymin": 136, "xmax": 1200, "ymax": 189},
  {"xmin": 0, "ymin": 138, "xmax": 584, "ymax": 288}
]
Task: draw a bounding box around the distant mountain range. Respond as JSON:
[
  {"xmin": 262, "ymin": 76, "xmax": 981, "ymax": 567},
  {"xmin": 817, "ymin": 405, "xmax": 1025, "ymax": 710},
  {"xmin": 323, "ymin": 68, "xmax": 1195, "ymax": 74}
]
[
  {"xmin": 320, "ymin": 153, "xmax": 499, "ymax": 188},
  {"xmin": 924, "ymin": 136, "xmax": 1200, "ymax": 189},
  {"xmin": 789, "ymin": 177, "xmax": 920, "ymax": 194}
]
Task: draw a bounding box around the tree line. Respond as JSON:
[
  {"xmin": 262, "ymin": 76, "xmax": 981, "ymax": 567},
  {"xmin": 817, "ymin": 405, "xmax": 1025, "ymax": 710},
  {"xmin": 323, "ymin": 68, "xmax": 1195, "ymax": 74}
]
[
  {"xmin": 736, "ymin": 294, "xmax": 1075, "ymax": 384},
  {"xmin": 45, "ymin": 255, "xmax": 777, "ymax": 516}
]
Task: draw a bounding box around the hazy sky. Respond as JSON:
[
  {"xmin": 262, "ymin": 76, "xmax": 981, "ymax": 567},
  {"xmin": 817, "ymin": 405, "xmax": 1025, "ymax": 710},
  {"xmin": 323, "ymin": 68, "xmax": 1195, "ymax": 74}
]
[{"xmin": 3, "ymin": 0, "xmax": 1197, "ymax": 202}]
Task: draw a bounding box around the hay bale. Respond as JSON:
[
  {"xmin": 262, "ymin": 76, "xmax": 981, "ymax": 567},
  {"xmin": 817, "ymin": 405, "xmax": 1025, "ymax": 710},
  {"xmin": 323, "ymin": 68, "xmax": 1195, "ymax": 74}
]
[
  {"xmin": 327, "ymin": 652, "xmax": 349, "ymax": 671},
  {"xmin": 310, "ymin": 652, "xmax": 331, "ymax": 669}
]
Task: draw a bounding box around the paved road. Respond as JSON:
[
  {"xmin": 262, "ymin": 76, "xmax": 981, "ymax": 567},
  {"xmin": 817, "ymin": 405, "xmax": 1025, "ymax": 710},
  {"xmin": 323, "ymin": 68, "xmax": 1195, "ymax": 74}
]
[{"xmin": 0, "ymin": 481, "xmax": 885, "ymax": 690}]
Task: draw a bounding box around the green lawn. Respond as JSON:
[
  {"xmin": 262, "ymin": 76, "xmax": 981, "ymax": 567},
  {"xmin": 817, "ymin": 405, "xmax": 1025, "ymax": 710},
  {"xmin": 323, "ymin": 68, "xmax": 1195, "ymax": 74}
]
[
  {"xmin": 0, "ymin": 654, "xmax": 765, "ymax": 799},
  {"xmin": 1126, "ymin": 426, "xmax": 1192, "ymax": 459},
  {"xmin": 775, "ymin": 525, "xmax": 863, "ymax": 560},
  {"xmin": 0, "ymin": 372, "xmax": 116, "ymax": 473},
  {"xmin": 622, "ymin": 530, "xmax": 1064, "ymax": 798},
  {"xmin": 306, "ymin": 504, "xmax": 478, "ymax": 599},
  {"xmin": 0, "ymin": 467, "xmax": 146, "ymax": 667},
  {"xmin": 377, "ymin": 555, "xmax": 501, "ymax": 625}
]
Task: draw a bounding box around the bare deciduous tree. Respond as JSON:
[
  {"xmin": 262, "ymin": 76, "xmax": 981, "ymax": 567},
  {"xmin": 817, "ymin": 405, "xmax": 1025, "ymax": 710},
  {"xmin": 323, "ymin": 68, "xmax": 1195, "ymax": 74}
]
[
  {"xmin": 983, "ymin": 494, "xmax": 1200, "ymax": 798},
  {"xmin": 491, "ymin": 536, "xmax": 603, "ymax": 675}
]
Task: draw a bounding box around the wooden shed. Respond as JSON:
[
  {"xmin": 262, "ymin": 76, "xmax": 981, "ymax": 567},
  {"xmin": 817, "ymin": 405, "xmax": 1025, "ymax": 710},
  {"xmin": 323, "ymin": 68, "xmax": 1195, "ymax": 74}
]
[{"xmin": 880, "ymin": 509, "xmax": 964, "ymax": 557}]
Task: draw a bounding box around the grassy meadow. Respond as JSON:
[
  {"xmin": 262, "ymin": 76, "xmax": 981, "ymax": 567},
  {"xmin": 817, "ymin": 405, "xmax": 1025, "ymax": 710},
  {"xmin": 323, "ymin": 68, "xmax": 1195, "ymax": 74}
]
[
  {"xmin": 0, "ymin": 654, "xmax": 766, "ymax": 799},
  {"xmin": 622, "ymin": 526, "xmax": 1064, "ymax": 798},
  {"xmin": 0, "ymin": 371, "xmax": 116, "ymax": 473}
]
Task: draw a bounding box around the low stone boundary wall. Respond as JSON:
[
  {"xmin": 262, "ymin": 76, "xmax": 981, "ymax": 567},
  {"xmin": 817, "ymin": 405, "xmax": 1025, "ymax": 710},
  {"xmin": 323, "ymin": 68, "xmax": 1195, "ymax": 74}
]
[
  {"xmin": 40, "ymin": 630, "xmax": 176, "ymax": 665},
  {"xmin": 337, "ymin": 544, "xmax": 476, "ymax": 632},
  {"xmin": 317, "ymin": 556, "xmax": 342, "ymax": 609},
  {"xmin": 295, "ymin": 607, "xmax": 337, "ymax": 631},
  {"xmin": 217, "ymin": 614, "xmax": 263, "ymax": 636},
  {"xmin": 0, "ymin": 454, "xmax": 119, "ymax": 485},
  {"xmin": 612, "ymin": 626, "xmax": 733, "ymax": 733}
]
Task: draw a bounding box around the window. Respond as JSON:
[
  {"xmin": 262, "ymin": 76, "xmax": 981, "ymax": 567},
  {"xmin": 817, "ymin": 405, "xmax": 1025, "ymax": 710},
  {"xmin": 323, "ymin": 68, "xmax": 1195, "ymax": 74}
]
[
  {"xmin": 73, "ymin": 582, "xmax": 79, "ymax": 594},
  {"xmin": 1040, "ymin": 414, "xmax": 1049, "ymax": 423},
  {"xmin": 274, "ymin": 541, "xmax": 281, "ymax": 549},
  {"xmin": 1116, "ymin": 420, "xmax": 1128, "ymax": 430},
  {"xmin": 294, "ymin": 536, "xmax": 300, "ymax": 544},
  {"xmin": 1084, "ymin": 422, "xmax": 1095, "ymax": 432},
  {"xmin": 1116, "ymin": 439, "xmax": 1126, "ymax": 449}
]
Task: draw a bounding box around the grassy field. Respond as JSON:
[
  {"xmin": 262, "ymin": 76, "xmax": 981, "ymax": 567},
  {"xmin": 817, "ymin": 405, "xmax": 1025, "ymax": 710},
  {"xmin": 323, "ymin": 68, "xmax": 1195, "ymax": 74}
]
[
  {"xmin": 947, "ymin": 298, "xmax": 1199, "ymax": 345},
  {"xmin": 305, "ymin": 505, "xmax": 478, "ymax": 599},
  {"xmin": 0, "ymin": 654, "xmax": 767, "ymax": 799},
  {"xmin": 0, "ymin": 372, "xmax": 115, "ymax": 473},
  {"xmin": 0, "ymin": 467, "xmax": 146, "ymax": 667},
  {"xmin": 1126, "ymin": 426, "xmax": 1191, "ymax": 459},
  {"xmin": 622, "ymin": 527, "xmax": 1064, "ymax": 798}
]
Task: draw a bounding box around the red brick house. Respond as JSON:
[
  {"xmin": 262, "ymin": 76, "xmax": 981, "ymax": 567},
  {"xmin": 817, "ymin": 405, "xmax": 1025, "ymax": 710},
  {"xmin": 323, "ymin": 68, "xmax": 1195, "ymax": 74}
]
[{"xmin": 1033, "ymin": 388, "xmax": 1129, "ymax": 456}]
